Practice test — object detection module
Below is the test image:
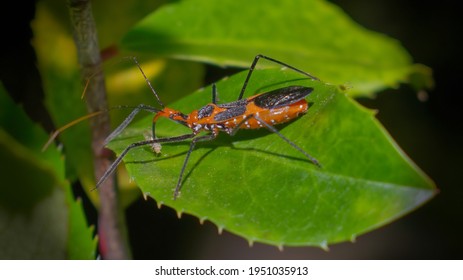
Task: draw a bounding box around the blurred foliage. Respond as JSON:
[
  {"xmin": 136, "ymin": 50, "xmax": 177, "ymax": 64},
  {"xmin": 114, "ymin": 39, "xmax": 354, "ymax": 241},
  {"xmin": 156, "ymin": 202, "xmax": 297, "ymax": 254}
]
[{"xmin": 0, "ymin": 84, "xmax": 96, "ymax": 259}]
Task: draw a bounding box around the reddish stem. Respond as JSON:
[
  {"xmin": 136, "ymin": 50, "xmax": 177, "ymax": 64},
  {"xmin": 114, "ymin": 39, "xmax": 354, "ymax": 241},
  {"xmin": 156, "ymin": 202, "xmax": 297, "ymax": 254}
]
[{"xmin": 68, "ymin": 0, "xmax": 131, "ymax": 259}]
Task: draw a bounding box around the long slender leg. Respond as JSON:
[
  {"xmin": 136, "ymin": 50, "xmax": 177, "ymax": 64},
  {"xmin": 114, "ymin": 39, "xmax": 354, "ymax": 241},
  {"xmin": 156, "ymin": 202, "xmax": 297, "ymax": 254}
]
[
  {"xmin": 230, "ymin": 114, "xmax": 321, "ymax": 167},
  {"xmin": 173, "ymin": 133, "xmax": 217, "ymax": 199},
  {"xmin": 104, "ymin": 104, "xmax": 160, "ymax": 145},
  {"xmin": 211, "ymin": 83, "xmax": 218, "ymax": 104},
  {"xmin": 238, "ymin": 54, "xmax": 320, "ymax": 100},
  {"xmin": 94, "ymin": 133, "xmax": 196, "ymax": 191}
]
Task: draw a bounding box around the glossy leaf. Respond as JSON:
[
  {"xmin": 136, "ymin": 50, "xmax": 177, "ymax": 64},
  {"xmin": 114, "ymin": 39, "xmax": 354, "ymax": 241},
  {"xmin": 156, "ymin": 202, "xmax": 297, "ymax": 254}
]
[
  {"xmin": 121, "ymin": 0, "xmax": 433, "ymax": 96},
  {"xmin": 107, "ymin": 69, "xmax": 436, "ymax": 247},
  {"xmin": 67, "ymin": 186, "xmax": 98, "ymax": 260}
]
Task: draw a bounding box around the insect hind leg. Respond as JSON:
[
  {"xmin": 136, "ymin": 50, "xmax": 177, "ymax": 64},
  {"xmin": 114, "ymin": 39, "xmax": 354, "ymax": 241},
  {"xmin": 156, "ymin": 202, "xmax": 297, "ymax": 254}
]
[
  {"xmin": 238, "ymin": 54, "xmax": 320, "ymax": 100},
  {"xmin": 230, "ymin": 114, "xmax": 321, "ymax": 167}
]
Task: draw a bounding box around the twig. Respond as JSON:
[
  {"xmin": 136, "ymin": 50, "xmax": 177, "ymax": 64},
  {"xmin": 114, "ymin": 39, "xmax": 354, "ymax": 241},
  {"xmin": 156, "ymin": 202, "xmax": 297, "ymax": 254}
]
[{"xmin": 68, "ymin": 0, "xmax": 131, "ymax": 259}]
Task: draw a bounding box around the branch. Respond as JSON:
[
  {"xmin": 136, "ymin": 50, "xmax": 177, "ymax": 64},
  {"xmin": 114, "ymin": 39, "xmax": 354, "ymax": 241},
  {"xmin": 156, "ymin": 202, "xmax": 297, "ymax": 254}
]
[{"xmin": 68, "ymin": 0, "xmax": 131, "ymax": 259}]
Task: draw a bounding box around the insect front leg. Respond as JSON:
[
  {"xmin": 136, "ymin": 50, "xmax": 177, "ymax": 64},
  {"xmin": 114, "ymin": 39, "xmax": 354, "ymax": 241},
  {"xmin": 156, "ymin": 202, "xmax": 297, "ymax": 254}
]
[
  {"xmin": 104, "ymin": 104, "xmax": 159, "ymax": 145},
  {"xmin": 94, "ymin": 133, "xmax": 195, "ymax": 191}
]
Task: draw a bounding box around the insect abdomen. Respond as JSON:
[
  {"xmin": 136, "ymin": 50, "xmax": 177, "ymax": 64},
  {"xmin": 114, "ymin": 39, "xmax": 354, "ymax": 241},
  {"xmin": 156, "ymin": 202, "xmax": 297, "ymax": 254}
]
[{"xmin": 251, "ymin": 99, "xmax": 308, "ymax": 128}]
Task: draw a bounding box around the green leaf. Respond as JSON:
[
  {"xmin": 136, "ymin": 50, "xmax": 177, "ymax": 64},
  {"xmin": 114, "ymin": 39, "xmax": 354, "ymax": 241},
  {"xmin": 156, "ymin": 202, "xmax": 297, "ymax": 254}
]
[
  {"xmin": 107, "ymin": 69, "xmax": 436, "ymax": 247},
  {"xmin": 0, "ymin": 84, "xmax": 96, "ymax": 259},
  {"xmin": 121, "ymin": 0, "xmax": 433, "ymax": 97},
  {"xmin": 0, "ymin": 84, "xmax": 64, "ymax": 212},
  {"xmin": 67, "ymin": 186, "xmax": 98, "ymax": 260}
]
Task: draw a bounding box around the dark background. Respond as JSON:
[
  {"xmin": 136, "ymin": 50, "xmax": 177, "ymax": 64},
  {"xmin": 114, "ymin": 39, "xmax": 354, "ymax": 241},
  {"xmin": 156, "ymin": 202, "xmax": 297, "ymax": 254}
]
[{"xmin": 1, "ymin": 0, "xmax": 461, "ymax": 259}]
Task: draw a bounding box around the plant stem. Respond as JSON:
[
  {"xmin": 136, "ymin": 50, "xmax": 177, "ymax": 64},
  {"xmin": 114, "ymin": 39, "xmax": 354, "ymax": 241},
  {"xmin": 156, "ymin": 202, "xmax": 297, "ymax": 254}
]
[{"xmin": 68, "ymin": 0, "xmax": 131, "ymax": 259}]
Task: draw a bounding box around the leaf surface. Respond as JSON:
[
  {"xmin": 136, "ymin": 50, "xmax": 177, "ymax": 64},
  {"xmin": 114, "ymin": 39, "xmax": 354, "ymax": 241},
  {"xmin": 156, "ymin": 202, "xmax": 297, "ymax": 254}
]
[{"xmin": 107, "ymin": 69, "xmax": 435, "ymax": 247}]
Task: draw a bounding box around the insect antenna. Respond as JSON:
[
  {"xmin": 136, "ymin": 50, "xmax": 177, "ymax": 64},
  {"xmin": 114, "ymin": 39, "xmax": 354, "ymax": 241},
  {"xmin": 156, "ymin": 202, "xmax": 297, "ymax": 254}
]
[
  {"xmin": 103, "ymin": 57, "xmax": 170, "ymax": 145},
  {"xmin": 42, "ymin": 111, "xmax": 103, "ymax": 152},
  {"xmin": 129, "ymin": 56, "xmax": 165, "ymax": 108}
]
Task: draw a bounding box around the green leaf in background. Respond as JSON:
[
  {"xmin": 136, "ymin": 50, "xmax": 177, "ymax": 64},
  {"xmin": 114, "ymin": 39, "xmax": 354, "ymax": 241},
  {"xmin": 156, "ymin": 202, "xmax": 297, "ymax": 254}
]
[
  {"xmin": 107, "ymin": 69, "xmax": 436, "ymax": 247},
  {"xmin": 121, "ymin": 0, "xmax": 433, "ymax": 97},
  {"xmin": 67, "ymin": 186, "xmax": 98, "ymax": 260},
  {"xmin": 0, "ymin": 84, "xmax": 96, "ymax": 259}
]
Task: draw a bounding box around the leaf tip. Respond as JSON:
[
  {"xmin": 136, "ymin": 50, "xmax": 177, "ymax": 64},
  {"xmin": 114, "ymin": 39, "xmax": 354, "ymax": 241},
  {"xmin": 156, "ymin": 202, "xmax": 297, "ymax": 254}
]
[
  {"xmin": 350, "ymin": 234, "xmax": 357, "ymax": 243},
  {"xmin": 407, "ymin": 63, "xmax": 434, "ymax": 92},
  {"xmin": 143, "ymin": 192, "xmax": 151, "ymax": 201},
  {"xmin": 217, "ymin": 225, "xmax": 224, "ymax": 235},
  {"xmin": 248, "ymin": 239, "xmax": 255, "ymax": 248},
  {"xmin": 176, "ymin": 209, "xmax": 184, "ymax": 219},
  {"xmin": 319, "ymin": 240, "xmax": 329, "ymax": 252},
  {"xmin": 199, "ymin": 216, "xmax": 207, "ymax": 225}
]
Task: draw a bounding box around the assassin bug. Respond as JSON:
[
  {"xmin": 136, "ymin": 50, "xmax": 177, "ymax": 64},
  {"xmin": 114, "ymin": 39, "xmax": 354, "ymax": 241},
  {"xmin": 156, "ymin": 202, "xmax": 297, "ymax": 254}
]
[{"xmin": 95, "ymin": 55, "xmax": 321, "ymax": 199}]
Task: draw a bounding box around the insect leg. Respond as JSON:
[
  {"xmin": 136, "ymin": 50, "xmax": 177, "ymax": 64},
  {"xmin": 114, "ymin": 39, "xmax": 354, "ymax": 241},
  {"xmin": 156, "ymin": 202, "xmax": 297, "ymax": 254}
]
[
  {"xmin": 238, "ymin": 54, "xmax": 320, "ymax": 100},
  {"xmin": 212, "ymin": 83, "xmax": 218, "ymax": 104},
  {"xmin": 104, "ymin": 104, "xmax": 160, "ymax": 145},
  {"xmin": 230, "ymin": 114, "xmax": 321, "ymax": 167},
  {"xmin": 93, "ymin": 133, "xmax": 195, "ymax": 191},
  {"xmin": 173, "ymin": 133, "xmax": 217, "ymax": 199},
  {"xmin": 229, "ymin": 114, "xmax": 255, "ymax": 136}
]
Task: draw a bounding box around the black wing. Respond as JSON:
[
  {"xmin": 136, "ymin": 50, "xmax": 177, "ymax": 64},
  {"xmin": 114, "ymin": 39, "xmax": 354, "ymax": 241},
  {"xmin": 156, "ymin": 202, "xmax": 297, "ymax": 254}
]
[
  {"xmin": 253, "ymin": 86, "xmax": 313, "ymax": 109},
  {"xmin": 213, "ymin": 105, "xmax": 247, "ymax": 122}
]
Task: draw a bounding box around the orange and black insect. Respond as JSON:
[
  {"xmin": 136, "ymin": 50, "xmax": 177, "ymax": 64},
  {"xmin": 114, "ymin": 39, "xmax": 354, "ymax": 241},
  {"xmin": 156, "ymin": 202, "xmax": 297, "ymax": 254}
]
[{"xmin": 96, "ymin": 55, "xmax": 321, "ymax": 199}]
